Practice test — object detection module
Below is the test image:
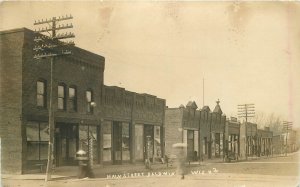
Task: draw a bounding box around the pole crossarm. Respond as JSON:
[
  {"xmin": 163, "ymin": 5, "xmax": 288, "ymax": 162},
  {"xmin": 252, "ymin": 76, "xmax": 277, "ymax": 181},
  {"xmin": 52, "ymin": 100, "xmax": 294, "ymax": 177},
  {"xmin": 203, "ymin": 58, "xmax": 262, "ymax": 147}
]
[
  {"xmin": 282, "ymin": 121, "xmax": 293, "ymax": 156},
  {"xmin": 34, "ymin": 15, "xmax": 73, "ymax": 25},
  {"xmin": 33, "ymin": 14, "xmax": 74, "ymax": 182},
  {"xmin": 237, "ymin": 103, "xmax": 255, "ymax": 158},
  {"xmin": 33, "ymin": 15, "xmax": 75, "ymax": 60}
]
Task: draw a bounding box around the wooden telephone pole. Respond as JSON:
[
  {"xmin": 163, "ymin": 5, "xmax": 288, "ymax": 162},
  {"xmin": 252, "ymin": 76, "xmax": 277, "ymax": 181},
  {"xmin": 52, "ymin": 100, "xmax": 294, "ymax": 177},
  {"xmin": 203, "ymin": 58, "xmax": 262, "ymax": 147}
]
[
  {"xmin": 33, "ymin": 15, "xmax": 75, "ymax": 181},
  {"xmin": 238, "ymin": 104, "xmax": 255, "ymax": 157},
  {"xmin": 283, "ymin": 121, "xmax": 292, "ymax": 156}
]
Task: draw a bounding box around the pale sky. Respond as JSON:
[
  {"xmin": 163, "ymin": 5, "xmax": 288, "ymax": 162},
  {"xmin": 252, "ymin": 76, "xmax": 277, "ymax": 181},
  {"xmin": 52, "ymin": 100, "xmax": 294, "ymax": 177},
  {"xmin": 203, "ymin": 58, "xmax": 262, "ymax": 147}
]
[{"xmin": 1, "ymin": 1, "xmax": 299, "ymax": 127}]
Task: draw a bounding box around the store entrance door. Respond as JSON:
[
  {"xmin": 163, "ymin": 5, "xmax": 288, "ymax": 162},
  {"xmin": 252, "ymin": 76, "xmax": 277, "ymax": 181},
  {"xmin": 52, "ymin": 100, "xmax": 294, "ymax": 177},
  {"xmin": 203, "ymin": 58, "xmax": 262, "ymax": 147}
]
[
  {"xmin": 187, "ymin": 130, "xmax": 194, "ymax": 161},
  {"xmin": 112, "ymin": 122, "xmax": 122, "ymax": 164},
  {"xmin": 55, "ymin": 124, "xmax": 78, "ymax": 166},
  {"xmin": 144, "ymin": 125, "xmax": 154, "ymax": 162}
]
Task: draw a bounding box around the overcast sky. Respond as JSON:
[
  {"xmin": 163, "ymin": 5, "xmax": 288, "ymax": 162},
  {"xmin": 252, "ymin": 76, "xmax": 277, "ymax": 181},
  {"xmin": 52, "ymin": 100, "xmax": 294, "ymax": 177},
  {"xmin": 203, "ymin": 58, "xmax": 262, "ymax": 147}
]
[{"xmin": 1, "ymin": 1, "xmax": 299, "ymax": 127}]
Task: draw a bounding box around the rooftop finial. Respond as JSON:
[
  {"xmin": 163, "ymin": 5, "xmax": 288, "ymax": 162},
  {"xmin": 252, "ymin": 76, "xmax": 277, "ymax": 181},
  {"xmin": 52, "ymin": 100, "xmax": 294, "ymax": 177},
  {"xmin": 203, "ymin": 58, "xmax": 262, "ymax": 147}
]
[{"xmin": 216, "ymin": 99, "xmax": 220, "ymax": 105}]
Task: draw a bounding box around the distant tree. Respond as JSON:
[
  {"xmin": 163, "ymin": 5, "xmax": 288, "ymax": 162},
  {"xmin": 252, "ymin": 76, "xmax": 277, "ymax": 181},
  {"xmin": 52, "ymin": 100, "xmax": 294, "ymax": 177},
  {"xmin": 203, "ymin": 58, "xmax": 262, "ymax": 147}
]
[{"xmin": 253, "ymin": 111, "xmax": 283, "ymax": 135}]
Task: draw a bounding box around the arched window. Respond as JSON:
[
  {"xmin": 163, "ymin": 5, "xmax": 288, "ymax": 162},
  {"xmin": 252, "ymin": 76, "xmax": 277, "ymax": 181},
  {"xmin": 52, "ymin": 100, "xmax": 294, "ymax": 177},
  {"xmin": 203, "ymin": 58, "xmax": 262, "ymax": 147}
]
[
  {"xmin": 58, "ymin": 83, "xmax": 66, "ymax": 110},
  {"xmin": 86, "ymin": 89, "xmax": 94, "ymax": 113},
  {"xmin": 69, "ymin": 86, "xmax": 77, "ymax": 111},
  {"xmin": 37, "ymin": 79, "xmax": 47, "ymax": 108}
]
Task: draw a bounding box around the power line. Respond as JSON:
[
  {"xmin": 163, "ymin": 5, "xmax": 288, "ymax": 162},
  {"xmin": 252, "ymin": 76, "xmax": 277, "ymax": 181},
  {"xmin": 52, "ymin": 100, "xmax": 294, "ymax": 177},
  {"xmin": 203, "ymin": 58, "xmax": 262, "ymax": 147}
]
[{"xmin": 33, "ymin": 14, "xmax": 74, "ymax": 182}]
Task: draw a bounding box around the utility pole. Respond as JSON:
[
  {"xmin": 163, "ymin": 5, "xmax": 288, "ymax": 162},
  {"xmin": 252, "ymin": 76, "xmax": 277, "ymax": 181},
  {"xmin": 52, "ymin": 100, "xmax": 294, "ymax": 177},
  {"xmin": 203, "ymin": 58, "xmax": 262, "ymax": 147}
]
[
  {"xmin": 203, "ymin": 78, "xmax": 205, "ymax": 107},
  {"xmin": 238, "ymin": 104, "xmax": 255, "ymax": 158},
  {"xmin": 283, "ymin": 121, "xmax": 292, "ymax": 156},
  {"xmin": 33, "ymin": 15, "xmax": 75, "ymax": 181}
]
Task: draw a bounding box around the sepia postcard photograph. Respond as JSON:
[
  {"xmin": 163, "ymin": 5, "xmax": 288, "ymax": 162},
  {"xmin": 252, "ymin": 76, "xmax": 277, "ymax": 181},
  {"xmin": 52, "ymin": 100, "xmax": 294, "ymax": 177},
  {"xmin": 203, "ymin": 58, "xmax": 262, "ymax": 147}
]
[{"xmin": 0, "ymin": 1, "xmax": 300, "ymax": 187}]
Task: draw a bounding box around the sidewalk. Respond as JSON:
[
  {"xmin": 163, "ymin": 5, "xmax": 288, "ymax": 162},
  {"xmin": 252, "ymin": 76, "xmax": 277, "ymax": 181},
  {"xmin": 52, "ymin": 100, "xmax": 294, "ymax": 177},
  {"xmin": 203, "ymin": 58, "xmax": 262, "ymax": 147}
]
[
  {"xmin": 3, "ymin": 153, "xmax": 296, "ymax": 181},
  {"xmin": 2, "ymin": 162, "xmax": 173, "ymax": 181}
]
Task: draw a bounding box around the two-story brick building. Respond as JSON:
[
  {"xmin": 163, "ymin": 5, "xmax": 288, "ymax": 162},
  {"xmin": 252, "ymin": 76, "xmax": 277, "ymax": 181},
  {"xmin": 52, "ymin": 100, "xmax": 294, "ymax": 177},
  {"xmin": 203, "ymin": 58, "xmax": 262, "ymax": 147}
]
[
  {"xmin": 1, "ymin": 28, "xmax": 105, "ymax": 173},
  {"xmin": 0, "ymin": 28, "xmax": 165, "ymax": 174}
]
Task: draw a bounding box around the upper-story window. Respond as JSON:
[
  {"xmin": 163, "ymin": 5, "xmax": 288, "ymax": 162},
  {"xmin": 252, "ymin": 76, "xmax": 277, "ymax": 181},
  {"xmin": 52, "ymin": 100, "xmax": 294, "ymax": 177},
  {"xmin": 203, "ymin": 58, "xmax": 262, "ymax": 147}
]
[
  {"xmin": 58, "ymin": 84, "xmax": 66, "ymax": 110},
  {"xmin": 69, "ymin": 86, "xmax": 77, "ymax": 111},
  {"xmin": 37, "ymin": 80, "xmax": 47, "ymax": 108},
  {"xmin": 86, "ymin": 90, "xmax": 93, "ymax": 113}
]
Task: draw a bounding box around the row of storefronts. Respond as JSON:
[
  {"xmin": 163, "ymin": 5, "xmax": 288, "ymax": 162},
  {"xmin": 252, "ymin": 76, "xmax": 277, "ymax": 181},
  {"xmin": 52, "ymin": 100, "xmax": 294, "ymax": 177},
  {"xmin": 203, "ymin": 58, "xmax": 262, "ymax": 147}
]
[
  {"xmin": 1, "ymin": 28, "xmax": 166, "ymax": 174},
  {"xmin": 0, "ymin": 28, "xmax": 290, "ymax": 175},
  {"xmin": 26, "ymin": 85, "xmax": 166, "ymax": 170},
  {"xmin": 165, "ymin": 102, "xmax": 275, "ymax": 162}
]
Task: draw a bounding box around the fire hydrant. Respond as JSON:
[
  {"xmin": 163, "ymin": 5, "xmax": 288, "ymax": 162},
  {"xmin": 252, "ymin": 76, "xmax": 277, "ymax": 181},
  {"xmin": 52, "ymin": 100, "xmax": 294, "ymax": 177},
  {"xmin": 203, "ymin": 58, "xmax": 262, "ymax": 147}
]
[{"xmin": 75, "ymin": 150, "xmax": 94, "ymax": 178}]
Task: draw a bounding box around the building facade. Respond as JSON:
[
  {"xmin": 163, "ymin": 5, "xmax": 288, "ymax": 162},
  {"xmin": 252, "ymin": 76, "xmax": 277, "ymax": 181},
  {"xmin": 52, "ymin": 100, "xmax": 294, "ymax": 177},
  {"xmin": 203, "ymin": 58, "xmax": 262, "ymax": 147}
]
[
  {"xmin": 257, "ymin": 127, "xmax": 273, "ymax": 157},
  {"xmin": 164, "ymin": 102, "xmax": 200, "ymax": 161},
  {"xmin": 165, "ymin": 100, "xmax": 226, "ymax": 161},
  {"xmin": 224, "ymin": 117, "xmax": 240, "ymax": 158},
  {"xmin": 100, "ymin": 86, "xmax": 165, "ymax": 165},
  {"xmin": 0, "ymin": 28, "xmax": 165, "ymax": 174}
]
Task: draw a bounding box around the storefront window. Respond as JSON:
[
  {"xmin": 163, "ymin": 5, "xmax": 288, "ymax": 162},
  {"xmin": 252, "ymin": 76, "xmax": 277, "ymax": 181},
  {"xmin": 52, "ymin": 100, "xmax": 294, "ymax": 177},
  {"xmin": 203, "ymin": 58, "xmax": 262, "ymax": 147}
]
[
  {"xmin": 153, "ymin": 126, "xmax": 161, "ymax": 160},
  {"xmin": 144, "ymin": 125, "xmax": 154, "ymax": 160},
  {"xmin": 26, "ymin": 121, "xmax": 49, "ymax": 160},
  {"xmin": 228, "ymin": 135, "xmax": 232, "ymax": 151},
  {"xmin": 90, "ymin": 126, "xmax": 98, "ymax": 163},
  {"xmin": 135, "ymin": 124, "xmax": 143, "ymax": 160},
  {"xmin": 211, "ymin": 133, "xmax": 215, "ymax": 157},
  {"xmin": 183, "ymin": 130, "xmax": 188, "ymax": 157},
  {"xmin": 122, "ymin": 123, "xmax": 130, "ymax": 161},
  {"xmin": 79, "ymin": 125, "xmax": 98, "ymax": 163},
  {"xmin": 220, "ymin": 133, "xmax": 223, "ymax": 156},
  {"xmin": 103, "ymin": 121, "xmax": 112, "ymax": 161},
  {"xmin": 202, "ymin": 138, "xmax": 207, "ymax": 155},
  {"xmin": 79, "ymin": 125, "xmax": 88, "ymax": 152}
]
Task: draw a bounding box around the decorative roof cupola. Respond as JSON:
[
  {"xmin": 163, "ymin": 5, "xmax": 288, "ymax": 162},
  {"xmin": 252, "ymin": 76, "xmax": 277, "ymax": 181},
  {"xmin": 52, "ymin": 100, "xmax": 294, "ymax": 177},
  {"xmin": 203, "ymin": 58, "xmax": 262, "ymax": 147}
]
[
  {"xmin": 186, "ymin": 101, "xmax": 198, "ymax": 118},
  {"xmin": 186, "ymin": 101, "xmax": 197, "ymax": 110},
  {"xmin": 213, "ymin": 99, "xmax": 223, "ymax": 114},
  {"xmin": 179, "ymin": 104, "xmax": 185, "ymax": 108},
  {"xmin": 202, "ymin": 105, "xmax": 211, "ymax": 112}
]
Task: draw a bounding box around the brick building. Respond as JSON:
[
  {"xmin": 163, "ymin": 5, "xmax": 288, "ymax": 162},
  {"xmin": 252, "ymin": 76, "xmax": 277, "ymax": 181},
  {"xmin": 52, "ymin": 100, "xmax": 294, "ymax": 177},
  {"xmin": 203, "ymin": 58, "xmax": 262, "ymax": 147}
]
[
  {"xmin": 164, "ymin": 101, "xmax": 200, "ymax": 161},
  {"xmin": 0, "ymin": 28, "xmax": 165, "ymax": 174},
  {"xmin": 100, "ymin": 85, "xmax": 165, "ymax": 165},
  {"xmin": 164, "ymin": 100, "xmax": 226, "ymax": 161}
]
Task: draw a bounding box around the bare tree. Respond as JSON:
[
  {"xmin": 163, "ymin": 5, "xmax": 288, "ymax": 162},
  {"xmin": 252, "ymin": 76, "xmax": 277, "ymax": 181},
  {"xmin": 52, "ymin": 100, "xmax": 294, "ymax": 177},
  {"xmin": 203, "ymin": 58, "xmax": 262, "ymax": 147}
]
[{"xmin": 253, "ymin": 111, "xmax": 283, "ymax": 135}]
